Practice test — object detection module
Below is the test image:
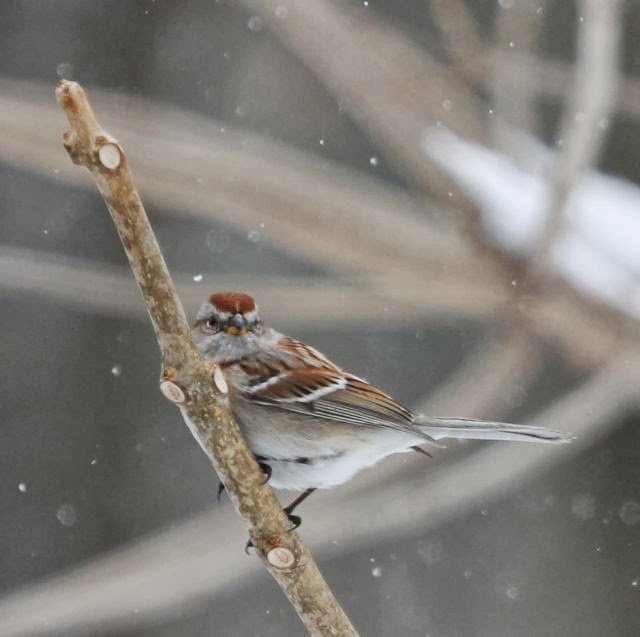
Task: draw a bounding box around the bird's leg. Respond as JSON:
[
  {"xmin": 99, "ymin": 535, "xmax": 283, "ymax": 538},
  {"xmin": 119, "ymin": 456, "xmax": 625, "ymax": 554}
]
[
  {"xmin": 282, "ymin": 488, "xmax": 316, "ymax": 530},
  {"xmin": 244, "ymin": 487, "xmax": 317, "ymax": 553}
]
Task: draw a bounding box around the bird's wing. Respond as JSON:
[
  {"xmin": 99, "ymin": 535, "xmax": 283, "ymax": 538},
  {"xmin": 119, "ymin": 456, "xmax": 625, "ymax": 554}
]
[{"xmin": 224, "ymin": 337, "xmax": 436, "ymax": 442}]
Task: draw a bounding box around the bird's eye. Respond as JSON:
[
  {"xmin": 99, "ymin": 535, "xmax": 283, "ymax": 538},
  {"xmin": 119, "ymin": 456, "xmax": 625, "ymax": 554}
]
[{"xmin": 206, "ymin": 317, "xmax": 220, "ymax": 331}]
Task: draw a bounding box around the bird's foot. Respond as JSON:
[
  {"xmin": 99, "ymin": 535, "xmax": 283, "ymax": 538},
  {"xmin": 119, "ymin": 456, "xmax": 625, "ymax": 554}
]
[
  {"xmin": 283, "ymin": 509, "xmax": 302, "ymax": 531},
  {"xmin": 244, "ymin": 507, "xmax": 301, "ymax": 554},
  {"xmin": 257, "ymin": 461, "xmax": 272, "ymax": 485}
]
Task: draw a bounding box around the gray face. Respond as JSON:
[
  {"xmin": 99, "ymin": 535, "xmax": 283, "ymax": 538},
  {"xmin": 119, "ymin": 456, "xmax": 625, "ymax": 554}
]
[{"xmin": 192, "ymin": 300, "xmax": 269, "ymax": 363}]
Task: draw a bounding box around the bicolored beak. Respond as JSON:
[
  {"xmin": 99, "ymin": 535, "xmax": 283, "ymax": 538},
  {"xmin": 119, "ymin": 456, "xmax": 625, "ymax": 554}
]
[{"xmin": 225, "ymin": 313, "xmax": 248, "ymax": 335}]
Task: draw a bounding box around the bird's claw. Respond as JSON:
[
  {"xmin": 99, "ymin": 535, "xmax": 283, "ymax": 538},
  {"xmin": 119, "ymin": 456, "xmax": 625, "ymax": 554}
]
[
  {"xmin": 283, "ymin": 508, "xmax": 302, "ymax": 531},
  {"xmin": 243, "ymin": 510, "xmax": 301, "ymax": 554},
  {"xmin": 258, "ymin": 461, "xmax": 272, "ymax": 485}
]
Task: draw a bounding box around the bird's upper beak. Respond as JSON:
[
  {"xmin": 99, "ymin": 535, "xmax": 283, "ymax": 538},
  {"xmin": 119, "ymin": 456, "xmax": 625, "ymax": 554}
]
[{"xmin": 225, "ymin": 313, "xmax": 248, "ymax": 335}]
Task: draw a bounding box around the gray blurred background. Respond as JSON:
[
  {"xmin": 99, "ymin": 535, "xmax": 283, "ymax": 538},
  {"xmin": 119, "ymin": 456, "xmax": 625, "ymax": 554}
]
[{"xmin": 1, "ymin": 1, "xmax": 640, "ymax": 636}]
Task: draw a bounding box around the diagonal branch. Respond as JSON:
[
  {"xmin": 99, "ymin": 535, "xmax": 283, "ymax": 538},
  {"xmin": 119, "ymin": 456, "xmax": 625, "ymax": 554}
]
[
  {"xmin": 55, "ymin": 79, "xmax": 358, "ymax": 637},
  {"xmin": 237, "ymin": 0, "xmax": 486, "ymax": 222},
  {"xmin": 532, "ymin": 0, "xmax": 621, "ymax": 270}
]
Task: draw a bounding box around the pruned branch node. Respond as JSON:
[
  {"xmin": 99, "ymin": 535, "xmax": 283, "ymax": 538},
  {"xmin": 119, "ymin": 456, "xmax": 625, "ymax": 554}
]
[
  {"xmin": 159, "ymin": 380, "xmax": 186, "ymax": 404},
  {"xmin": 267, "ymin": 546, "xmax": 297, "ymax": 570}
]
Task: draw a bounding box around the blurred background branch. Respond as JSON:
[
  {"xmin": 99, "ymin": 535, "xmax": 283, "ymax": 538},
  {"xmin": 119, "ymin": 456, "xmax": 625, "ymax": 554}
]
[{"xmin": 1, "ymin": 1, "xmax": 639, "ymax": 635}]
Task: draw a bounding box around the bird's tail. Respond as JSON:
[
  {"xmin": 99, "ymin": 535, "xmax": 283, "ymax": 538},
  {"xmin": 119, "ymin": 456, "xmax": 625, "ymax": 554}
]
[{"xmin": 415, "ymin": 416, "xmax": 573, "ymax": 444}]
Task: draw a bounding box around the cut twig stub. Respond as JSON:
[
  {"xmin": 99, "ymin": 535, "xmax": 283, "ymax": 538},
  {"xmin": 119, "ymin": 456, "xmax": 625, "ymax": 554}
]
[
  {"xmin": 97, "ymin": 141, "xmax": 122, "ymax": 169},
  {"xmin": 267, "ymin": 546, "xmax": 296, "ymax": 570},
  {"xmin": 159, "ymin": 380, "xmax": 186, "ymax": 404},
  {"xmin": 213, "ymin": 366, "xmax": 228, "ymax": 394}
]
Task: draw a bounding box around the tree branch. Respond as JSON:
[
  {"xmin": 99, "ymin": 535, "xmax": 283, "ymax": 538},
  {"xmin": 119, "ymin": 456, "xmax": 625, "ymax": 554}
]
[
  {"xmin": 531, "ymin": 0, "xmax": 621, "ymax": 271},
  {"xmin": 237, "ymin": 0, "xmax": 486, "ymax": 225},
  {"xmin": 55, "ymin": 79, "xmax": 358, "ymax": 637}
]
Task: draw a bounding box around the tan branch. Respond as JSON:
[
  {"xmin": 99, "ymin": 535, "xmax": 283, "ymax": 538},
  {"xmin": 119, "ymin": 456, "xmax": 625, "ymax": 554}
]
[
  {"xmin": 429, "ymin": 0, "xmax": 487, "ymax": 82},
  {"xmin": 0, "ymin": 77, "xmax": 464, "ymax": 277},
  {"xmin": 0, "ymin": 247, "xmax": 510, "ymax": 324},
  {"xmin": 55, "ymin": 79, "xmax": 358, "ymax": 637},
  {"xmin": 236, "ymin": 0, "xmax": 486, "ymax": 224},
  {"xmin": 490, "ymin": 50, "xmax": 640, "ymax": 121},
  {"xmin": 3, "ymin": 245, "xmax": 636, "ymax": 370},
  {"xmin": 424, "ymin": 327, "xmax": 543, "ymax": 418},
  {"xmin": 491, "ymin": 0, "xmax": 546, "ymax": 147},
  {"xmin": 532, "ymin": 0, "xmax": 621, "ymax": 269}
]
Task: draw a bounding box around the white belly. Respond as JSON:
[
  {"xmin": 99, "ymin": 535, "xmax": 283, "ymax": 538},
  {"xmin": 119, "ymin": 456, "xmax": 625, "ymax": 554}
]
[{"xmin": 180, "ymin": 403, "xmax": 422, "ymax": 491}]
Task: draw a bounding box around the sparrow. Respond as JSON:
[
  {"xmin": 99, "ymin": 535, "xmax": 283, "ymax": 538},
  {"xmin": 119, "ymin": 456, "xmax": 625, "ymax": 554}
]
[{"xmin": 186, "ymin": 291, "xmax": 571, "ymax": 525}]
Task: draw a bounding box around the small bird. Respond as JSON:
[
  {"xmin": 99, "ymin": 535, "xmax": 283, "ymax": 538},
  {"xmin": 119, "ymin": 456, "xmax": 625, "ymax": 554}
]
[{"xmin": 187, "ymin": 291, "xmax": 571, "ymax": 525}]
